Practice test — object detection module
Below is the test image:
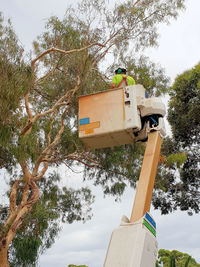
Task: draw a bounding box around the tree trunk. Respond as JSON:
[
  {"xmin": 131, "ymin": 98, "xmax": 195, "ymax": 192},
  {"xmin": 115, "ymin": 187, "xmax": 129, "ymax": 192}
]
[{"xmin": 0, "ymin": 240, "xmax": 9, "ymax": 267}]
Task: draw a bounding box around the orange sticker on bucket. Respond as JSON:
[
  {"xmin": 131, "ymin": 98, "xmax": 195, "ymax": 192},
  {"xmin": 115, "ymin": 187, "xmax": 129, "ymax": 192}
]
[
  {"xmin": 79, "ymin": 121, "xmax": 100, "ymax": 131},
  {"xmin": 85, "ymin": 129, "xmax": 94, "ymax": 134}
]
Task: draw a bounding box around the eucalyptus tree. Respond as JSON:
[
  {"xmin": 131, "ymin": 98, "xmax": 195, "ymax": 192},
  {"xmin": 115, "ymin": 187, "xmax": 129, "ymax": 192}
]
[
  {"xmin": 0, "ymin": 0, "xmax": 187, "ymax": 265},
  {"xmin": 152, "ymin": 63, "xmax": 200, "ymax": 215}
]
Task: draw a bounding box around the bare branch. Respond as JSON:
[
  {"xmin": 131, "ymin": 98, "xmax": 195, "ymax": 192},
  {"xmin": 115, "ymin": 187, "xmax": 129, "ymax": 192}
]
[
  {"xmin": 20, "ymin": 75, "xmax": 80, "ymax": 137},
  {"xmin": 47, "ymin": 111, "xmax": 58, "ymax": 146},
  {"xmin": 43, "ymin": 151, "xmax": 100, "ymax": 169},
  {"xmin": 31, "ymin": 43, "xmax": 105, "ymax": 69},
  {"xmin": 32, "ymin": 75, "xmax": 80, "ymax": 179},
  {"xmin": 33, "ymin": 162, "xmax": 48, "ymax": 181},
  {"xmin": 21, "ymin": 42, "xmax": 103, "ymax": 138},
  {"xmin": 33, "ymin": 88, "xmax": 50, "ymax": 100},
  {"xmin": 133, "ymin": 0, "xmax": 142, "ymax": 7},
  {"xmin": 94, "ymin": 42, "xmax": 115, "ymax": 65},
  {"xmin": 9, "ymin": 180, "xmax": 21, "ymax": 215},
  {"xmin": 19, "ymin": 120, "xmax": 32, "ymax": 136},
  {"xmin": 19, "ymin": 182, "xmax": 30, "ymax": 210},
  {"xmin": 94, "ymin": 27, "xmax": 124, "ymax": 58},
  {"xmin": 43, "ymin": 114, "xmax": 65, "ymax": 153},
  {"xmin": 3, "ymin": 179, "xmax": 23, "ymax": 232},
  {"xmin": 104, "ymin": 28, "xmax": 124, "ymax": 46},
  {"xmin": 24, "ymin": 93, "xmax": 32, "ymax": 121},
  {"xmin": 20, "ymin": 161, "xmax": 32, "ymax": 182}
]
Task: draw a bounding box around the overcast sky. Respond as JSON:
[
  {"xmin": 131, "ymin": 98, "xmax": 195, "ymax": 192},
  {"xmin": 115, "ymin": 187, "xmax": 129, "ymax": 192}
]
[{"xmin": 1, "ymin": 0, "xmax": 200, "ymax": 266}]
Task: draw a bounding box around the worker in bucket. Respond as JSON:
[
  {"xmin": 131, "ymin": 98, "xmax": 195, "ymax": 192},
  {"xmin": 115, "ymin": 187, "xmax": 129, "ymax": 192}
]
[
  {"xmin": 111, "ymin": 67, "xmax": 135, "ymax": 88},
  {"xmin": 111, "ymin": 67, "xmax": 149, "ymax": 98}
]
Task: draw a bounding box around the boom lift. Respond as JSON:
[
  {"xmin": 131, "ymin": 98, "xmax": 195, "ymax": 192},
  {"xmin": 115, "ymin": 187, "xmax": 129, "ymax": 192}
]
[{"xmin": 78, "ymin": 85, "xmax": 166, "ymax": 267}]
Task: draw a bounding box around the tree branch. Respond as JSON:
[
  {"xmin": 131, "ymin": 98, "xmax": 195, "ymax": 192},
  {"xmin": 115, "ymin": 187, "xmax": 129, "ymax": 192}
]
[
  {"xmin": 3, "ymin": 179, "xmax": 23, "ymax": 233},
  {"xmin": 94, "ymin": 43, "xmax": 115, "ymax": 65},
  {"xmin": 133, "ymin": 0, "xmax": 142, "ymax": 7},
  {"xmin": 31, "ymin": 43, "xmax": 105, "ymax": 70},
  {"xmin": 43, "ymin": 151, "xmax": 100, "ymax": 168},
  {"xmin": 21, "ymin": 41, "xmax": 103, "ymax": 137},
  {"xmin": 47, "ymin": 111, "xmax": 58, "ymax": 146},
  {"xmin": 24, "ymin": 93, "xmax": 33, "ymax": 121},
  {"xmin": 9, "ymin": 180, "xmax": 21, "ymax": 215},
  {"xmin": 33, "ymin": 162, "xmax": 48, "ymax": 181},
  {"xmin": 20, "ymin": 161, "xmax": 32, "ymax": 182},
  {"xmin": 18, "ymin": 182, "xmax": 30, "ymax": 211},
  {"xmin": 7, "ymin": 180, "xmax": 40, "ymax": 245},
  {"xmin": 20, "ymin": 75, "xmax": 80, "ymax": 137}
]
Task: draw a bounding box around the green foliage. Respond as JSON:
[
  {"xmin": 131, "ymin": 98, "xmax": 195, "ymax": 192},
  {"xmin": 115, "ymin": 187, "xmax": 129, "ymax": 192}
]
[
  {"xmin": 153, "ymin": 63, "xmax": 200, "ymax": 215},
  {"xmin": 165, "ymin": 152, "xmax": 187, "ymax": 168},
  {"xmin": 0, "ymin": 12, "xmax": 32, "ymax": 129},
  {"xmin": 157, "ymin": 249, "xmax": 200, "ymax": 267},
  {"xmin": 84, "ymin": 143, "xmax": 145, "ymax": 200},
  {"xmin": 5, "ymin": 173, "xmax": 94, "ymax": 266},
  {"xmin": 11, "ymin": 236, "xmax": 42, "ymax": 267},
  {"xmin": 0, "ymin": 13, "xmax": 33, "ymax": 170},
  {"xmin": 108, "ymin": 0, "xmax": 185, "ymax": 53},
  {"xmin": 168, "ymin": 63, "xmax": 200, "ymax": 146},
  {"xmin": 0, "ymin": 0, "xmax": 188, "ymax": 264}
]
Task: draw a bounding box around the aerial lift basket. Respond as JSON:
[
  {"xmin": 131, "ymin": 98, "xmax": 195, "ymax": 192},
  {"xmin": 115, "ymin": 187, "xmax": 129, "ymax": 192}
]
[{"xmin": 78, "ymin": 85, "xmax": 166, "ymax": 149}]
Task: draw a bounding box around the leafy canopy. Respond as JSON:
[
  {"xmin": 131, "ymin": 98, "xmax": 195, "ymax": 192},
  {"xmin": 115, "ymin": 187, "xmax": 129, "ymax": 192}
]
[
  {"xmin": 152, "ymin": 63, "xmax": 200, "ymax": 215},
  {"xmin": 157, "ymin": 249, "xmax": 200, "ymax": 267},
  {"xmin": 0, "ymin": 172, "xmax": 94, "ymax": 266}
]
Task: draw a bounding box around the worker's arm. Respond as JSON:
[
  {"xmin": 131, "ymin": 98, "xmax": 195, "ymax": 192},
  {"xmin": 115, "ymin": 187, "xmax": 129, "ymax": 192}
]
[{"xmin": 111, "ymin": 75, "xmax": 118, "ymax": 89}]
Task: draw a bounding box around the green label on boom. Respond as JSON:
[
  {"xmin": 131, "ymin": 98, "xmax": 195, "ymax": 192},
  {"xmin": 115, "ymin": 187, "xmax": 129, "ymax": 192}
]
[{"xmin": 143, "ymin": 219, "xmax": 156, "ymax": 237}]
